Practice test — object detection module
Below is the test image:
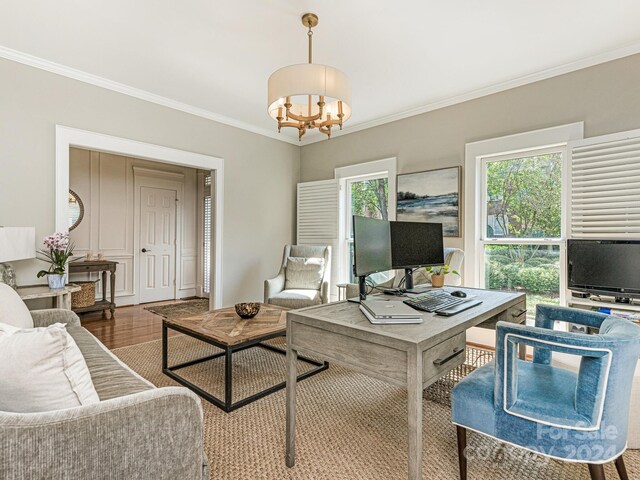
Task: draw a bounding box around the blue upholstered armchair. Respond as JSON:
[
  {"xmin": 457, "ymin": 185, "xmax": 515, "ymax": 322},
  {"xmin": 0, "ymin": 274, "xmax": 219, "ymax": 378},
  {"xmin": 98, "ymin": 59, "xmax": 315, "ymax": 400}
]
[{"xmin": 452, "ymin": 305, "xmax": 640, "ymax": 480}]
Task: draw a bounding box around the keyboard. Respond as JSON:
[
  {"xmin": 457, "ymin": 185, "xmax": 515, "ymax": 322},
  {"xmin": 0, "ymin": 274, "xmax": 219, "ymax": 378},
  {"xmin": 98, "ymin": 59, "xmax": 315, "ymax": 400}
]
[{"xmin": 403, "ymin": 291, "xmax": 466, "ymax": 313}]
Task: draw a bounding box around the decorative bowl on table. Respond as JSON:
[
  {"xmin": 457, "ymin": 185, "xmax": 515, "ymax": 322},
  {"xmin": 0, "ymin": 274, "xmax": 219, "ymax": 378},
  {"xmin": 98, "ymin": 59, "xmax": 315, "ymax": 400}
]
[{"xmin": 235, "ymin": 302, "xmax": 261, "ymax": 319}]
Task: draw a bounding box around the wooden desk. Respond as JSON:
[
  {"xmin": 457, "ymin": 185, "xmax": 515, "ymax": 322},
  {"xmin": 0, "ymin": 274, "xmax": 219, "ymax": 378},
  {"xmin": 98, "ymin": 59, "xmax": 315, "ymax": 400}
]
[
  {"xmin": 16, "ymin": 284, "xmax": 81, "ymax": 310},
  {"xmin": 285, "ymin": 287, "xmax": 526, "ymax": 480},
  {"xmin": 69, "ymin": 261, "xmax": 118, "ymax": 318}
]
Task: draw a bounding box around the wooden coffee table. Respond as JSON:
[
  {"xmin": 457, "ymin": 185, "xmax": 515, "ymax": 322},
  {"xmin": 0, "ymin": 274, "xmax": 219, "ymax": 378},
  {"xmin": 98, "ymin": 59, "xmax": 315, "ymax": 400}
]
[{"xmin": 162, "ymin": 303, "xmax": 328, "ymax": 412}]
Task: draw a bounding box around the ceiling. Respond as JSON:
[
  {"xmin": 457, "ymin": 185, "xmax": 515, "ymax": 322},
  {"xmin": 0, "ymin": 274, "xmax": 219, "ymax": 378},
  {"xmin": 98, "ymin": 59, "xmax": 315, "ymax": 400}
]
[{"xmin": 2, "ymin": 1, "xmax": 640, "ymax": 145}]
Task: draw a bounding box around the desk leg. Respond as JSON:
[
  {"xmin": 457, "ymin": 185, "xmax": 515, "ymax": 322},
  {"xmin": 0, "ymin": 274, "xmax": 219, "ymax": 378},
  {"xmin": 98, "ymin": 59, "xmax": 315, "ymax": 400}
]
[
  {"xmin": 53, "ymin": 294, "xmax": 61, "ymax": 309},
  {"xmin": 518, "ymin": 343, "xmax": 527, "ymax": 360},
  {"xmin": 407, "ymin": 348, "xmax": 423, "ymax": 480},
  {"xmin": 285, "ymin": 344, "xmax": 298, "ymax": 468}
]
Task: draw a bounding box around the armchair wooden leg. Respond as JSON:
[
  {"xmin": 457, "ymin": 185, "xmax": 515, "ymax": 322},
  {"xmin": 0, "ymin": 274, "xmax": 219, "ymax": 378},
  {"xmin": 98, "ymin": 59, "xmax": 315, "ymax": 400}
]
[
  {"xmin": 456, "ymin": 426, "xmax": 467, "ymax": 480},
  {"xmin": 588, "ymin": 464, "xmax": 606, "ymax": 480},
  {"xmin": 614, "ymin": 455, "xmax": 629, "ymax": 480}
]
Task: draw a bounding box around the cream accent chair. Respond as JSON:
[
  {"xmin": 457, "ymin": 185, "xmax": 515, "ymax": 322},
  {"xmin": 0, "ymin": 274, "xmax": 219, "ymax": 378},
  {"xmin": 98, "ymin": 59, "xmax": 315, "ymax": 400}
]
[
  {"xmin": 264, "ymin": 245, "xmax": 331, "ymax": 309},
  {"xmin": 345, "ymin": 247, "xmax": 464, "ymax": 299}
]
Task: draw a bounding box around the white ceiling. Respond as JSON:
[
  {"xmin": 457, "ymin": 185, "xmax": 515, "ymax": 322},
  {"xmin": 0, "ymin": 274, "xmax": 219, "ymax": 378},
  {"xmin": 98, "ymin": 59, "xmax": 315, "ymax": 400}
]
[{"xmin": 2, "ymin": 1, "xmax": 640, "ymax": 144}]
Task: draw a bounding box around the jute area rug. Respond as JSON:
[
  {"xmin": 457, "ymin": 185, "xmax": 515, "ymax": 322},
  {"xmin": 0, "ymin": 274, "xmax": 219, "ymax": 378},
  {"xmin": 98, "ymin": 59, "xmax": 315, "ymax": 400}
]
[{"xmin": 113, "ymin": 336, "xmax": 639, "ymax": 480}]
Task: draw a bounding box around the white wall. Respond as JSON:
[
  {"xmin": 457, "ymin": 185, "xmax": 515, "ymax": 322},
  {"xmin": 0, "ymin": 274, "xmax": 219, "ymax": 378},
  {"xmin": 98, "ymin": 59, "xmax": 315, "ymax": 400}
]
[
  {"xmin": 69, "ymin": 148, "xmax": 199, "ymax": 305},
  {"xmin": 0, "ymin": 58, "xmax": 300, "ymax": 307}
]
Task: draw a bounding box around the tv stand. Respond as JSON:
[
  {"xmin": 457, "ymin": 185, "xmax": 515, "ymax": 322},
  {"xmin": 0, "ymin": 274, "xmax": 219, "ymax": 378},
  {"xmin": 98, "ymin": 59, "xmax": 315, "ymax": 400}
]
[{"xmin": 566, "ymin": 294, "xmax": 640, "ymax": 314}]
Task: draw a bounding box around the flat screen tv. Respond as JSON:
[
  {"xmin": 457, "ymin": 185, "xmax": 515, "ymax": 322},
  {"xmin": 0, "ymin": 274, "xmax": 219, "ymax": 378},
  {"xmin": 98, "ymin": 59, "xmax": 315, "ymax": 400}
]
[{"xmin": 567, "ymin": 239, "xmax": 640, "ymax": 300}]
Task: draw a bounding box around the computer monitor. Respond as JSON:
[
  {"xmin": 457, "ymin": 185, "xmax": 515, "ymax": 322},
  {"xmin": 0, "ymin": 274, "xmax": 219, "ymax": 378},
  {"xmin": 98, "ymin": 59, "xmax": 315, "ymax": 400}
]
[
  {"xmin": 352, "ymin": 215, "xmax": 392, "ymax": 300},
  {"xmin": 390, "ymin": 221, "xmax": 444, "ymax": 290}
]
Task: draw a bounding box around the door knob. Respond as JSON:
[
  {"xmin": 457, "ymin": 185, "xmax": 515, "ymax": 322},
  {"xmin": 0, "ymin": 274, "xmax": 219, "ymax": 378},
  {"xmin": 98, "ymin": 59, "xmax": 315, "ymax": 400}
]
[{"xmin": 142, "ymin": 248, "xmax": 151, "ymax": 253}]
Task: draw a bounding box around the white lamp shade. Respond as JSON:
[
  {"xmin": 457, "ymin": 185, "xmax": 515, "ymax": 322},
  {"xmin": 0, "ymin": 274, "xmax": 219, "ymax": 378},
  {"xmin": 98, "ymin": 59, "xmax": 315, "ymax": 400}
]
[
  {"xmin": 268, "ymin": 63, "xmax": 352, "ymax": 122},
  {"xmin": 0, "ymin": 227, "xmax": 36, "ymax": 263}
]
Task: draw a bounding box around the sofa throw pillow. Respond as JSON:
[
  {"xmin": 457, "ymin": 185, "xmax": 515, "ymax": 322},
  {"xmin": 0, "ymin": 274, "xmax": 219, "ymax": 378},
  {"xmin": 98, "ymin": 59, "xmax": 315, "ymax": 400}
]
[
  {"xmin": 0, "ymin": 282, "xmax": 33, "ymax": 328},
  {"xmin": 285, "ymin": 257, "xmax": 325, "ymax": 290},
  {"xmin": 0, "ymin": 322, "xmax": 100, "ymax": 413}
]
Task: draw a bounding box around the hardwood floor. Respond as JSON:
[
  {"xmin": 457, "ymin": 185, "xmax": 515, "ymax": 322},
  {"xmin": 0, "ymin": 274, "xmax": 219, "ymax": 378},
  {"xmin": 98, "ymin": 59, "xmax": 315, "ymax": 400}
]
[{"xmin": 81, "ymin": 300, "xmax": 187, "ymax": 349}]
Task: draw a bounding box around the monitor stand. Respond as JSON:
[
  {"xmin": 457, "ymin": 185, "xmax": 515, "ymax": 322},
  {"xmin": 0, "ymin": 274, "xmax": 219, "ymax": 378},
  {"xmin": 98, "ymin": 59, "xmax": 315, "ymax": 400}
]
[
  {"xmin": 403, "ymin": 268, "xmax": 414, "ymax": 291},
  {"xmin": 347, "ymin": 276, "xmax": 368, "ymax": 303}
]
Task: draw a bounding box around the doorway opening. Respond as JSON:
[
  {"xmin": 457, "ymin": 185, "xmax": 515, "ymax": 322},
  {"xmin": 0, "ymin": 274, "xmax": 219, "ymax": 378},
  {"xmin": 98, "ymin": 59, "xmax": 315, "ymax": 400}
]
[{"xmin": 56, "ymin": 126, "xmax": 223, "ymax": 309}]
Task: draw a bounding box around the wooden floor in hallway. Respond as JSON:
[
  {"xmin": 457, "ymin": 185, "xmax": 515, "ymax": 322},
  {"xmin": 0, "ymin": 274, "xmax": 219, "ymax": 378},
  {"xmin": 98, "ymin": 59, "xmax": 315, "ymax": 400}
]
[{"xmin": 81, "ymin": 299, "xmax": 199, "ymax": 349}]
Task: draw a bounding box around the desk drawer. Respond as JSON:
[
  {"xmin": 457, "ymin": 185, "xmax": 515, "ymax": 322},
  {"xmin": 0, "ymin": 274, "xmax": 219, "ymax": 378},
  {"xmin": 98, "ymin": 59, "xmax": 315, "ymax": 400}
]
[
  {"xmin": 478, "ymin": 300, "xmax": 527, "ymax": 329},
  {"xmin": 289, "ymin": 322, "xmax": 408, "ymax": 386},
  {"xmin": 422, "ymin": 332, "xmax": 466, "ymax": 387}
]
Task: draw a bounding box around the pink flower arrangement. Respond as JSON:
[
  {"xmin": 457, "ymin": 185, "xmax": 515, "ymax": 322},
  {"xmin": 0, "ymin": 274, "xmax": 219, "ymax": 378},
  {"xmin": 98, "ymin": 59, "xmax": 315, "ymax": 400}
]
[
  {"xmin": 42, "ymin": 232, "xmax": 70, "ymax": 252},
  {"xmin": 37, "ymin": 232, "xmax": 75, "ymax": 278}
]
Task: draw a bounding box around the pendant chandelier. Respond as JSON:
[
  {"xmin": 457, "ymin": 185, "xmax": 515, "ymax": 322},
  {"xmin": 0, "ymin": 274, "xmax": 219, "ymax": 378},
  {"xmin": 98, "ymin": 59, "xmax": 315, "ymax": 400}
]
[{"xmin": 268, "ymin": 13, "xmax": 352, "ymax": 141}]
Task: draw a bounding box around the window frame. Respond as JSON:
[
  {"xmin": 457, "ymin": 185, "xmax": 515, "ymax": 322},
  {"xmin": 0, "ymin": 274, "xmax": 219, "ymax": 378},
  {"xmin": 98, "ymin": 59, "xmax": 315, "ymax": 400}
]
[
  {"xmin": 464, "ymin": 123, "xmax": 584, "ymax": 289},
  {"xmin": 477, "ymin": 144, "xmax": 568, "ymax": 307},
  {"xmin": 335, "ymin": 158, "xmax": 397, "ymax": 284}
]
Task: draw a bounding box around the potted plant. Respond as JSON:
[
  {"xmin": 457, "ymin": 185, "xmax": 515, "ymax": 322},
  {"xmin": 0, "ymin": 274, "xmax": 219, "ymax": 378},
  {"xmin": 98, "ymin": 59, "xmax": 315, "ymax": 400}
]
[
  {"xmin": 37, "ymin": 232, "xmax": 75, "ymax": 289},
  {"xmin": 425, "ymin": 265, "xmax": 460, "ymax": 288}
]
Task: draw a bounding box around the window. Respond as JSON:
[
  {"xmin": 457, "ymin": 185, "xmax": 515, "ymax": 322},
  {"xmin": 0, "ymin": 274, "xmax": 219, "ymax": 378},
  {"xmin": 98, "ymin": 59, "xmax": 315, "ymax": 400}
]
[
  {"xmin": 343, "ymin": 174, "xmax": 390, "ymax": 282},
  {"xmin": 335, "ymin": 158, "xmax": 397, "ymax": 286},
  {"xmin": 203, "ymin": 174, "xmax": 212, "ymax": 294},
  {"xmin": 480, "ymin": 147, "xmax": 565, "ymax": 321}
]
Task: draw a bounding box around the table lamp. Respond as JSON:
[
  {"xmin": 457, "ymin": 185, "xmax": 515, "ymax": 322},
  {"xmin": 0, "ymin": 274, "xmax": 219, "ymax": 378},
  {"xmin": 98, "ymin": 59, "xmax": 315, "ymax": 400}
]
[{"xmin": 0, "ymin": 227, "xmax": 36, "ymax": 289}]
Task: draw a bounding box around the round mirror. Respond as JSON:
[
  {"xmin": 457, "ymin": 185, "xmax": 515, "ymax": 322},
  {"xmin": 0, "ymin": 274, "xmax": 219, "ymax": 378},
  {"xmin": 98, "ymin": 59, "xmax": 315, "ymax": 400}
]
[{"xmin": 68, "ymin": 190, "xmax": 84, "ymax": 231}]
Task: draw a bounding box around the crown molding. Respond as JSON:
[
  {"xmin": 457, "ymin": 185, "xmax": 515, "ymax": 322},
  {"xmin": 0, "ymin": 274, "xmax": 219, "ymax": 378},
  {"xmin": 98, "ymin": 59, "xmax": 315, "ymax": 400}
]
[
  {"xmin": 0, "ymin": 46, "xmax": 300, "ymax": 146},
  {"xmin": 3, "ymin": 40, "xmax": 640, "ymax": 150},
  {"xmin": 300, "ymin": 40, "xmax": 640, "ymax": 146}
]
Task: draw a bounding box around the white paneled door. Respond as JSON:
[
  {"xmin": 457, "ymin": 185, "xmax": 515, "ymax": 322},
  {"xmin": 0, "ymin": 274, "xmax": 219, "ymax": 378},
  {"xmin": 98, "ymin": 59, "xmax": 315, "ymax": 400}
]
[{"xmin": 139, "ymin": 187, "xmax": 177, "ymax": 303}]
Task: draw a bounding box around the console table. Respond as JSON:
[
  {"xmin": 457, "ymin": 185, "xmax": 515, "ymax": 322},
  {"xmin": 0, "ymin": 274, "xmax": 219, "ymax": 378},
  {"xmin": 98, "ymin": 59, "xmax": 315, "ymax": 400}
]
[
  {"xmin": 16, "ymin": 284, "xmax": 81, "ymax": 310},
  {"xmin": 69, "ymin": 260, "xmax": 118, "ymax": 318},
  {"xmin": 285, "ymin": 287, "xmax": 526, "ymax": 480}
]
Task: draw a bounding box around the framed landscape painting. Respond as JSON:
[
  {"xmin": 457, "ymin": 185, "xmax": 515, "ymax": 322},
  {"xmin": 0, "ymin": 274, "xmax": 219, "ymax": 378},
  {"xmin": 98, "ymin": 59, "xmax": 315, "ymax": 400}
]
[{"xmin": 396, "ymin": 166, "xmax": 461, "ymax": 237}]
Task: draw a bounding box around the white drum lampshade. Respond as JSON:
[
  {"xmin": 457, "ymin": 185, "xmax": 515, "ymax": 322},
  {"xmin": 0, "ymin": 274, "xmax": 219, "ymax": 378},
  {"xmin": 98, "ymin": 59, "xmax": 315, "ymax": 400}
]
[
  {"xmin": 268, "ymin": 63, "xmax": 352, "ymax": 123},
  {"xmin": 267, "ymin": 13, "xmax": 352, "ymax": 140}
]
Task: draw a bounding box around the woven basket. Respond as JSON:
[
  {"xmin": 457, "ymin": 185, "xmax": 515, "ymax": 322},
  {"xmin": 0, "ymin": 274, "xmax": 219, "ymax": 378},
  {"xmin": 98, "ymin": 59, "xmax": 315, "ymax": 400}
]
[
  {"xmin": 71, "ymin": 280, "xmax": 98, "ymax": 309},
  {"xmin": 424, "ymin": 345, "xmax": 495, "ymax": 405}
]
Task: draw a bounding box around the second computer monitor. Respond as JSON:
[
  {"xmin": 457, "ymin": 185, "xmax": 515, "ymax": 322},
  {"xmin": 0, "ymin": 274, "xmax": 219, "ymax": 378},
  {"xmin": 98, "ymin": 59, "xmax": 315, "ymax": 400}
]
[{"xmin": 391, "ymin": 221, "xmax": 444, "ymax": 289}]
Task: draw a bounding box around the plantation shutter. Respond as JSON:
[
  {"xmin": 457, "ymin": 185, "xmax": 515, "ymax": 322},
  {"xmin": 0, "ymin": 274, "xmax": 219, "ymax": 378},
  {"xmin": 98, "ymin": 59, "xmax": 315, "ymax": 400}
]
[
  {"xmin": 297, "ymin": 179, "xmax": 339, "ymax": 300},
  {"xmin": 569, "ymin": 129, "xmax": 640, "ymax": 238},
  {"xmin": 297, "ymin": 179, "xmax": 339, "ymax": 244}
]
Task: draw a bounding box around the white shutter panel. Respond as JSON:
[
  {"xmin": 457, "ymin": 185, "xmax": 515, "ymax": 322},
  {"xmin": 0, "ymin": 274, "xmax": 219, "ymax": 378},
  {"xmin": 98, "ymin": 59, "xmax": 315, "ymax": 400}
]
[
  {"xmin": 297, "ymin": 180, "xmax": 339, "ymax": 244},
  {"xmin": 570, "ymin": 129, "xmax": 640, "ymax": 238},
  {"xmin": 297, "ymin": 179, "xmax": 339, "ymax": 301}
]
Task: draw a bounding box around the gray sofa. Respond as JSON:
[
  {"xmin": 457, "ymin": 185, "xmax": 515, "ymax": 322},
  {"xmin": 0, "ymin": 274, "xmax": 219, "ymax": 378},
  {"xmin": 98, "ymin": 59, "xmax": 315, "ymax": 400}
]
[{"xmin": 0, "ymin": 309, "xmax": 208, "ymax": 480}]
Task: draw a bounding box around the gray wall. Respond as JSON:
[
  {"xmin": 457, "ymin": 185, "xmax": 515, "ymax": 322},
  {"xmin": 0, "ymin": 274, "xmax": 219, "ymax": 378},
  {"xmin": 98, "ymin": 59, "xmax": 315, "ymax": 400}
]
[
  {"xmin": 300, "ymin": 53, "xmax": 640, "ymax": 249},
  {"xmin": 0, "ymin": 58, "xmax": 300, "ymax": 306}
]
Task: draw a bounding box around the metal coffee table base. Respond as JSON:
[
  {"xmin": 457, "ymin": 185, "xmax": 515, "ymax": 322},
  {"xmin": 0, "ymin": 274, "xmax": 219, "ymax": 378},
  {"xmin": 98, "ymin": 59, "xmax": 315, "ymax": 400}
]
[{"xmin": 162, "ymin": 322, "xmax": 328, "ymax": 412}]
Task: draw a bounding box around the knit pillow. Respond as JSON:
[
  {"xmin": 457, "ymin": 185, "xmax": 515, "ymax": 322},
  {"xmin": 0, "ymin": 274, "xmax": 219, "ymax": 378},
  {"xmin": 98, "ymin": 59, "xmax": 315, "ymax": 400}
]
[{"xmin": 285, "ymin": 257, "xmax": 325, "ymax": 290}]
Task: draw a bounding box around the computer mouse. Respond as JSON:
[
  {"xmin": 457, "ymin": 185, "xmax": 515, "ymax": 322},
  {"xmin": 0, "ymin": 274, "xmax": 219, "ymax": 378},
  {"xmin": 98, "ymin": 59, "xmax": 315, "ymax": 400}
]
[{"xmin": 451, "ymin": 290, "xmax": 467, "ymax": 298}]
